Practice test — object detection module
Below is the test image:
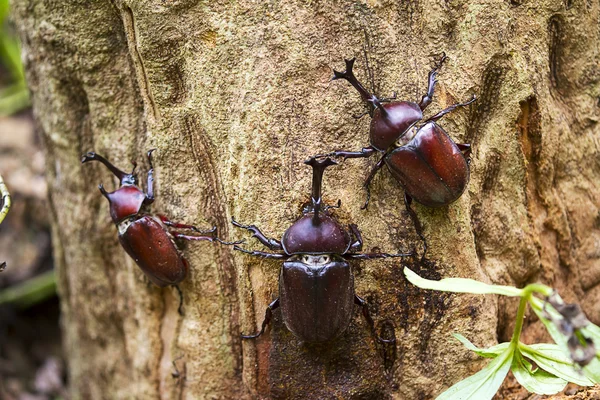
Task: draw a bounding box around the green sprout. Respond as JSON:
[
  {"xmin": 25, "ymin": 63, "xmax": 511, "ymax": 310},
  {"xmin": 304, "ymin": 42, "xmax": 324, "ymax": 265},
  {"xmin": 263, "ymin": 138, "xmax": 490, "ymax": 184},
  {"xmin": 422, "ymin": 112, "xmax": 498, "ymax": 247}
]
[
  {"xmin": 0, "ymin": 0, "xmax": 30, "ymax": 116},
  {"xmin": 404, "ymin": 267, "xmax": 600, "ymax": 399}
]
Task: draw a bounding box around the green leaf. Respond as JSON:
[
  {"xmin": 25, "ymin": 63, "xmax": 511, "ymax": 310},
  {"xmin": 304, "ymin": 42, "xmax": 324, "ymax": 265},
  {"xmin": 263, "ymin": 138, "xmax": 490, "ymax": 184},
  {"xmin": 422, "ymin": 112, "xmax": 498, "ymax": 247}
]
[
  {"xmin": 511, "ymin": 349, "xmax": 567, "ymax": 395},
  {"xmin": 581, "ymin": 357, "xmax": 600, "ymax": 383},
  {"xmin": 436, "ymin": 347, "xmax": 514, "ymax": 400},
  {"xmin": 404, "ymin": 267, "xmax": 523, "ymax": 297},
  {"xmin": 519, "ymin": 343, "xmax": 593, "ymax": 386},
  {"xmin": 0, "ymin": 270, "xmax": 57, "ymax": 309},
  {"xmin": 453, "ymin": 333, "xmax": 509, "ymax": 358}
]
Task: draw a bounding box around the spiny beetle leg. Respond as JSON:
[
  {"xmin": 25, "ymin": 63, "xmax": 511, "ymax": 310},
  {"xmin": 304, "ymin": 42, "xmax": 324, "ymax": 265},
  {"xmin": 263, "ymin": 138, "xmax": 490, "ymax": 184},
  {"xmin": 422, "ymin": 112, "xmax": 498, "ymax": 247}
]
[
  {"xmin": 160, "ymin": 215, "xmax": 217, "ymax": 234},
  {"xmin": 354, "ymin": 295, "xmax": 396, "ymax": 344},
  {"xmin": 361, "ymin": 155, "xmax": 386, "ymax": 210},
  {"xmin": 233, "ymin": 245, "xmax": 286, "ymax": 259},
  {"xmin": 231, "ymin": 217, "xmax": 283, "ymax": 250},
  {"xmin": 343, "ymin": 250, "xmax": 413, "ymax": 260},
  {"xmin": 425, "ymin": 94, "xmax": 476, "ymax": 123},
  {"xmin": 314, "ymin": 146, "xmax": 377, "ymax": 161},
  {"xmin": 457, "ymin": 143, "xmax": 472, "ymax": 159},
  {"xmin": 144, "ymin": 149, "xmax": 156, "ymax": 204},
  {"xmin": 348, "ymin": 224, "xmax": 364, "ymax": 252},
  {"xmin": 242, "ymin": 298, "xmax": 280, "ymax": 339},
  {"xmin": 174, "ymin": 285, "xmax": 184, "ymax": 316},
  {"xmin": 172, "ymin": 232, "xmax": 243, "ymax": 245},
  {"xmin": 419, "ymin": 52, "xmax": 447, "ymax": 111},
  {"xmin": 404, "ymin": 192, "xmax": 428, "ymax": 261}
]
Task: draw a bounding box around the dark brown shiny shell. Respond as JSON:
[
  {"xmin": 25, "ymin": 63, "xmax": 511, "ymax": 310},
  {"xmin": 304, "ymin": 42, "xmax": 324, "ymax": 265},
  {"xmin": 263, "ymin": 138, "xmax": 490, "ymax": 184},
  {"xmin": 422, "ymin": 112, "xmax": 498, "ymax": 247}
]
[
  {"xmin": 385, "ymin": 122, "xmax": 469, "ymax": 207},
  {"xmin": 279, "ymin": 259, "xmax": 354, "ymax": 342},
  {"xmin": 106, "ymin": 185, "xmax": 146, "ymax": 223},
  {"xmin": 281, "ymin": 214, "xmax": 351, "ymax": 255},
  {"xmin": 118, "ymin": 216, "xmax": 187, "ymax": 286},
  {"xmin": 370, "ymin": 101, "xmax": 423, "ymax": 151}
]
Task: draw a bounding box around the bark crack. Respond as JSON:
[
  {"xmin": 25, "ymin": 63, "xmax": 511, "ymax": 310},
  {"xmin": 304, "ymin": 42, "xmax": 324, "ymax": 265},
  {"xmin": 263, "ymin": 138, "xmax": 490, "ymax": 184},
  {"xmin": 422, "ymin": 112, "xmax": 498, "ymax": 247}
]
[{"xmin": 121, "ymin": 5, "xmax": 159, "ymax": 122}]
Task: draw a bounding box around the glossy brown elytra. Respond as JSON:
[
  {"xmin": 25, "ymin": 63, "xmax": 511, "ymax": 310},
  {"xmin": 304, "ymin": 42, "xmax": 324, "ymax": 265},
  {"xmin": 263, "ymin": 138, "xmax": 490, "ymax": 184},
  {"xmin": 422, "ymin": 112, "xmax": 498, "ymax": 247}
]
[
  {"xmin": 82, "ymin": 150, "xmax": 238, "ymax": 313},
  {"xmin": 232, "ymin": 157, "xmax": 411, "ymax": 343}
]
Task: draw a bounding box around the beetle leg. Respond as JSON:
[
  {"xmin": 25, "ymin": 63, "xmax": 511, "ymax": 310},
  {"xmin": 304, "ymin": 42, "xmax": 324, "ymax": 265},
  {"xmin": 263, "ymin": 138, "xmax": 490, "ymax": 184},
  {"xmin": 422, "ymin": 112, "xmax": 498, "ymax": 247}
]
[
  {"xmin": 174, "ymin": 285, "xmax": 184, "ymax": 316},
  {"xmin": 233, "ymin": 245, "xmax": 286, "ymax": 259},
  {"xmin": 361, "ymin": 154, "xmax": 386, "ymax": 210},
  {"xmin": 348, "ymin": 224, "xmax": 363, "ymax": 252},
  {"xmin": 323, "ymin": 199, "xmax": 341, "ymax": 212},
  {"xmin": 424, "ymin": 94, "xmax": 477, "ymax": 123},
  {"xmin": 456, "ymin": 143, "xmax": 472, "ymax": 159},
  {"xmin": 160, "ymin": 215, "xmax": 217, "ymax": 234},
  {"xmin": 379, "ymin": 91, "xmax": 397, "ymax": 103},
  {"xmin": 172, "ymin": 232, "xmax": 243, "ymax": 245},
  {"xmin": 144, "ymin": 149, "xmax": 156, "ymax": 205},
  {"xmin": 418, "ymin": 52, "xmax": 447, "ymax": 111},
  {"xmin": 354, "ymin": 295, "xmax": 396, "ymax": 345},
  {"xmin": 314, "ymin": 146, "xmax": 377, "ymax": 161},
  {"xmin": 241, "ymin": 298, "xmax": 280, "ymax": 339},
  {"xmin": 404, "ymin": 193, "xmax": 428, "ymax": 261},
  {"xmin": 343, "ymin": 251, "xmax": 413, "ymax": 260},
  {"xmin": 231, "ymin": 217, "xmax": 283, "ymax": 250}
]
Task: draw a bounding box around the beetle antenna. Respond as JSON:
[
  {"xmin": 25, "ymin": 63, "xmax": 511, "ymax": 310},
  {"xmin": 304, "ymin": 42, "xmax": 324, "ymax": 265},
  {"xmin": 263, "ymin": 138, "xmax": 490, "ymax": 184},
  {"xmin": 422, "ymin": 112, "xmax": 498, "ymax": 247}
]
[
  {"xmin": 82, "ymin": 152, "xmax": 133, "ymax": 185},
  {"xmin": 304, "ymin": 157, "xmax": 337, "ymax": 225},
  {"xmin": 332, "ymin": 58, "xmax": 378, "ymax": 116}
]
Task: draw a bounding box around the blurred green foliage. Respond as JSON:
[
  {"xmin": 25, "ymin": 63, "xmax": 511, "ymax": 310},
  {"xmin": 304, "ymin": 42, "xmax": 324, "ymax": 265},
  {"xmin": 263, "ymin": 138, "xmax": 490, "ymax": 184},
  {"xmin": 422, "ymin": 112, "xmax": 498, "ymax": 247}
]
[{"xmin": 0, "ymin": 0, "xmax": 30, "ymax": 116}]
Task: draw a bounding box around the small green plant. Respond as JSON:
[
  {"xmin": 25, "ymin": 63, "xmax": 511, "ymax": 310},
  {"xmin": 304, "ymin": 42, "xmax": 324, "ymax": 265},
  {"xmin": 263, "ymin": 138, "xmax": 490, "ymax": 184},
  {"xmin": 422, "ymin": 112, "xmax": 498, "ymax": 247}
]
[
  {"xmin": 0, "ymin": 0, "xmax": 30, "ymax": 116},
  {"xmin": 404, "ymin": 267, "xmax": 600, "ymax": 400}
]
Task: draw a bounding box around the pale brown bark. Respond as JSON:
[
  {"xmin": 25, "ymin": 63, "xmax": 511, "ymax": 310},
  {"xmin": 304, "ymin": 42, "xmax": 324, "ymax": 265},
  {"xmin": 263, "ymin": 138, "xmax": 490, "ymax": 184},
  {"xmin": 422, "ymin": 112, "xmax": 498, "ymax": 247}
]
[{"xmin": 10, "ymin": 0, "xmax": 600, "ymax": 399}]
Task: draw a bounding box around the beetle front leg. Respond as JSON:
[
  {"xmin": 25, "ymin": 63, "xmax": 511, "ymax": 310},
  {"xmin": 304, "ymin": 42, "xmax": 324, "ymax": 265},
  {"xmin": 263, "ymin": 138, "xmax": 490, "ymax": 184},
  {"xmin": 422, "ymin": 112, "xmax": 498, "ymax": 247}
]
[
  {"xmin": 418, "ymin": 53, "xmax": 447, "ymax": 111},
  {"xmin": 314, "ymin": 146, "xmax": 377, "ymax": 160},
  {"xmin": 172, "ymin": 232, "xmax": 243, "ymax": 245},
  {"xmin": 424, "ymin": 94, "xmax": 476, "ymax": 123},
  {"xmin": 233, "ymin": 245, "xmax": 286, "ymax": 259},
  {"xmin": 144, "ymin": 149, "xmax": 156, "ymax": 205},
  {"xmin": 160, "ymin": 215, "xmax": 217, "ymax": 234},
  {"xmin": 348, "ymin": 224, "xmax": 363, "ymax": 252},
  {"xmin": 361, "ymin": 154, "xmax": 386, "ymax": 210},
  {"xmin": 231, "ymin": 217, "xmax": 283, "ymax": 250},
  {"xmin": 354, "ymin": 295, "xmax": 396, "ymax": 345},
  {"xmin": 242, "ymin": 298, "xmax": 280, "ymax": 339}
]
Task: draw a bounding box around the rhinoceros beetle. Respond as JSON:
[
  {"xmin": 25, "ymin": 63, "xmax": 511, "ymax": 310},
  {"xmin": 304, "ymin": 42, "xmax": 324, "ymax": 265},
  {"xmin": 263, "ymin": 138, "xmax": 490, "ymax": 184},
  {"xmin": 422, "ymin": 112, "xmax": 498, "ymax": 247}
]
[
  {"xmin": 82, "ymin": 150, "xmax": 238, "ymax": 313},
  {"xmin": 323, "ymin": 55, "xmax": 475, "ymax": 210},
  {"xmin": 232, "ymin": 157, "xmax": 411, "ymax": 343}
]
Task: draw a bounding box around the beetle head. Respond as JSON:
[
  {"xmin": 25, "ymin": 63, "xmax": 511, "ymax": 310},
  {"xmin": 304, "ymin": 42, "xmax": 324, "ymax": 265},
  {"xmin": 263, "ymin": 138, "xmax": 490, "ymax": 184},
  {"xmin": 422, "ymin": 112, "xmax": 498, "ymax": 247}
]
[
  {"xmin": 82, "ymin": 152, "xmax": 146, "ymax": 223},
  {"xmin": 281, "ymin": 157, "xmax": 351, "ymax": 255}
]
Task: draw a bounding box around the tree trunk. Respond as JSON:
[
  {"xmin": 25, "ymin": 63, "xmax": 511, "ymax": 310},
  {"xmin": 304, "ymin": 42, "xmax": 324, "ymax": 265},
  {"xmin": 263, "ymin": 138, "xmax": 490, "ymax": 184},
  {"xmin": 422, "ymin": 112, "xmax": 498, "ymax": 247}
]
[{"xmin": 11, "ymin": 0, "xmax": 600, "ymax": 398}]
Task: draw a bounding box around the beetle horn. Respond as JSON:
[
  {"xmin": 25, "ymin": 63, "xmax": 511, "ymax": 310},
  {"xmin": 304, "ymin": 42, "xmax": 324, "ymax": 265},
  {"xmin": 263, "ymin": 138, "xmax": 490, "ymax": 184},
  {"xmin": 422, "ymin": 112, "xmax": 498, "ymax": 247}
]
[
  {"xmin": 81, "ymin": 152, "xmax": 133, "ymax": 185},
  {"xmin": 332, "ymin": 57, "xmax": 377, "ymax": 115},
  {"xmin": 304, "ymin": 157, "xmax": 337, "ymax": 225}
]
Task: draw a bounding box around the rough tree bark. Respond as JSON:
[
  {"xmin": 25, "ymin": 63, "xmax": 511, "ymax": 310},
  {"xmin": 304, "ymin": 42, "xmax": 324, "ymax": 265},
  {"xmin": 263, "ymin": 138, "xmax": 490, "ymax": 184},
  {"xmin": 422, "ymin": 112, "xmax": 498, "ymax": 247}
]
[{"xmin": 10, "ymin": 0, "xmax": 600, "ymax": 399}]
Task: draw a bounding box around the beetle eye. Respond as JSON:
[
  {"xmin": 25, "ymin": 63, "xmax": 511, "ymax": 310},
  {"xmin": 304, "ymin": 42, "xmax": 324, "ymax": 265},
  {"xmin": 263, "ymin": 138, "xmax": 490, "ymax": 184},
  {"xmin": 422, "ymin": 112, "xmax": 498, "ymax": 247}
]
[
  {"xmin": 322, "ymin": 256, "xmax": 330, "ymax": 263},
  {"xmin": 303, "ymin": 256, "xmax": 310, "ymax": 263}
]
